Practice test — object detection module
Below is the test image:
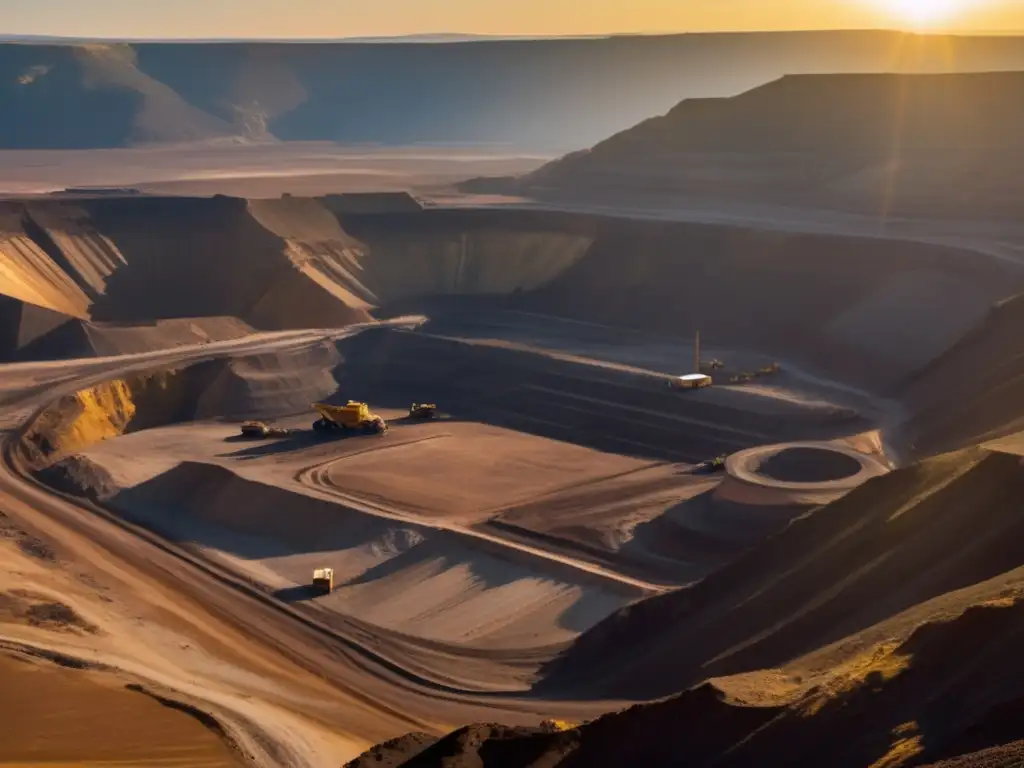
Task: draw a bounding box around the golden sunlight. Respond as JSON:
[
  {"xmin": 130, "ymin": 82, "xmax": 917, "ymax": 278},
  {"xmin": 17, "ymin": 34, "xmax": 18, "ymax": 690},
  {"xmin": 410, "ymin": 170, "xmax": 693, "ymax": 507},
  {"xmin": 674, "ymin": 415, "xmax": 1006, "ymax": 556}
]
[{"xmin": 869, "ymin": 0, "xmax": 981, "ymax": 27}]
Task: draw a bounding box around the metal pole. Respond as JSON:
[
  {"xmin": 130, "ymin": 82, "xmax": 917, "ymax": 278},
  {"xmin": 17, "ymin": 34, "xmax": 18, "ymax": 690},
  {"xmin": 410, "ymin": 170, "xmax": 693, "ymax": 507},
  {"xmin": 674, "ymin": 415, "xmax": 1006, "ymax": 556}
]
[{"xmin": 694, "ymin": 330, "xmax": 701, "ymax": 373}]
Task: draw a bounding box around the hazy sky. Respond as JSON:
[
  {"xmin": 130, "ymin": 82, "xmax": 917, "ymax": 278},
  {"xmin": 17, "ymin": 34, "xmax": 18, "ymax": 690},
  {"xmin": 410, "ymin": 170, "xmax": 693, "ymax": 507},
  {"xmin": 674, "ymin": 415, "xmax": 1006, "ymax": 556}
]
[{"xmin": 2, "ymin": 0, "xmax": 1023, "ymax": 39}]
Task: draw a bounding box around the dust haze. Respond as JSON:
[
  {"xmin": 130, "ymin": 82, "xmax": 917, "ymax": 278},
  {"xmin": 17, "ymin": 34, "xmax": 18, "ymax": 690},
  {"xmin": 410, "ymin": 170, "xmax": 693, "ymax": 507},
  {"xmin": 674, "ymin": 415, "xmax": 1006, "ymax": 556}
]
[{"xmin": 2, "ymin": 27, "xmax": 1024, "ymax": 768}]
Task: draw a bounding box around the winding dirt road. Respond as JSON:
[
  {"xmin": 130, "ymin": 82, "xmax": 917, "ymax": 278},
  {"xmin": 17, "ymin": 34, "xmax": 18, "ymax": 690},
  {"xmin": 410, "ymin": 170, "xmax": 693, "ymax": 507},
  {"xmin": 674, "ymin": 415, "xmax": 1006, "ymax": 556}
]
[{"xmin": 0, "ymin": 320, "xmax": 628, "ymax": 767}]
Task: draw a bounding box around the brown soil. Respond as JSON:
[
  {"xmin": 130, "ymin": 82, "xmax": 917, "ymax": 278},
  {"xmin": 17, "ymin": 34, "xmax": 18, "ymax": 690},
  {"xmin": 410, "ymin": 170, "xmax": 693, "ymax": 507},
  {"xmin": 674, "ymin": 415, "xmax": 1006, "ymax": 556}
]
[
  {"xmin": 899, "ymin": 292, "xmax": 1024, "ymax": 459},
  {"xmin": 545, "ymin": 449, "xmax": 1024, "ymax": 701},
  {"xmin": 4, "ymin": 179, "xmax": 1024, "ymax": 768},
  {"xmin": 513, "ymin": 72, "xmax": 1024, "ymax": 219},
  {"xmin": 344, "ymin": 731, "xmax": 439, "ymax": 768},
  {"xmin": 757, "ymin": 446, "xmax": 865, "ymax": 482},
  {"xmin": 382, "ymin": 593, "xmax": 1024, "ymax": 767},
  {"xmin": 0, "ymin": 589, "xmax": 98, "ymax": 633},
  {"xmin": 0, "ymin": 653, "xmax": 242, "ymax": 767}
]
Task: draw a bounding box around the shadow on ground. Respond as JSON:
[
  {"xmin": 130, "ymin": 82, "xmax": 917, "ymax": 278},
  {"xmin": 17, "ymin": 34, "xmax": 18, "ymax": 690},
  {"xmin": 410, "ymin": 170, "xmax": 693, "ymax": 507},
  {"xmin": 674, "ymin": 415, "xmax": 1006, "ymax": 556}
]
[{"xmin": 272, "ymin": 585, "xmax": 322, "ymax": 603}]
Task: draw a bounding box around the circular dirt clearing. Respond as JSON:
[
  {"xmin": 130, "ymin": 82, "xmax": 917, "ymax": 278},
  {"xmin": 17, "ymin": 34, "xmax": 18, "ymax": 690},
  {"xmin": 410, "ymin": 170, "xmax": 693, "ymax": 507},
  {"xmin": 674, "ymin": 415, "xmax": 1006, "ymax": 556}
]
[
  {"xmin": 757, "ymin": 446, "xmax": 864, "ymax": 482},
  {"xmin": 716, "ymin": 442, "xmax": 890, "ymax": 507}
]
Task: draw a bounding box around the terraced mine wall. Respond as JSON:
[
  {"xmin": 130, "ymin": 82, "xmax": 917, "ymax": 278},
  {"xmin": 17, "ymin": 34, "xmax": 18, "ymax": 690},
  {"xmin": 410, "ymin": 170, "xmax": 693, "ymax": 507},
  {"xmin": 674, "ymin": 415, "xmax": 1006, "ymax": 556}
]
[
  {"xmin": 340, "ymin": 209, "xmax": 1022, "ymax": 392},
  {"xmin": 2, "ymin": 196, "xmax": 1021, "ymax": 405},
  {"xmin": 334, "ymin": 328, "xmax": 868, "ymax": 463},
  {"xmin": 15, "ymin": 341, "xmax": 345, "ymax": 475}
]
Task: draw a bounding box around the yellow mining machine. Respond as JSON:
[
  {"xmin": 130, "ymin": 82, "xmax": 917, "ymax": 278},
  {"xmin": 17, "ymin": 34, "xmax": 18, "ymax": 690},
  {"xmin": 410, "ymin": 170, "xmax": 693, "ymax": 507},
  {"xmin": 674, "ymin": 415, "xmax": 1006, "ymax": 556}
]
[
  {"xmin": 312, "ymin": 401, "xmax": 388, "ymax": 435},
  {"xmin": 312, "ymin": 567, "xmax": 335, "ymax": 594},
  {"xmin": 408, "ymin": 403, "xmax": 438, "ymax": 420}
]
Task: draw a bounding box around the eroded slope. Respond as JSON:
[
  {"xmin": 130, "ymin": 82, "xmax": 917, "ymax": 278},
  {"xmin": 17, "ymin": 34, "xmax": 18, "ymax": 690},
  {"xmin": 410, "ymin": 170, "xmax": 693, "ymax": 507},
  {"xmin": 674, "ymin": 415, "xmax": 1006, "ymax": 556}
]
[
  {"xmin": 514, "ymin": 71, "xmax": 1024, "ymax": 216},
  {"xmin": 546, "ymin": 448, "xmax": 1024, "ymax": 700},
  {"xmin": 899, "ymin": 292, "xmax": 1024, "ymax": 458}
]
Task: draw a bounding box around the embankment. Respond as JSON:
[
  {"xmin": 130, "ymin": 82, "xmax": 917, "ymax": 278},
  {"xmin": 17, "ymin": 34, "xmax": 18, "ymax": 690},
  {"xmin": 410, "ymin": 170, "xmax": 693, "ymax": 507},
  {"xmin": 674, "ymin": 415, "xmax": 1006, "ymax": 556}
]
[
  {"xmin": 109, "ymin": 461, "xmax": 639, "ymax": 650},
  {"xmin": 15, "ymin": 340, "xmax": 345, "ymax": 471},
  {"xmin": 339, "ymin": 208, "xmax": 1021, "ymax": 392},
  {"xmin": 334, "ymin": 327, "xmax": 872, "ymax": 462},
  {"xmin": 3, "ymin": 197, "xmax": 1020, "ymax": 403},
  {"xmin": 368, "ymin": 594, "xmax": 1024, "ymax": 767},
  {"xmin": 715, "ymin": 442, "xmax": 889, "ymax": 507},
  {"xmin": 898, "ymin": 292, "xmax": 1024, "ymax": 459},
  {"xmin": 544, "ymin": 447, "xmax": 1024, "ymax": 700}
]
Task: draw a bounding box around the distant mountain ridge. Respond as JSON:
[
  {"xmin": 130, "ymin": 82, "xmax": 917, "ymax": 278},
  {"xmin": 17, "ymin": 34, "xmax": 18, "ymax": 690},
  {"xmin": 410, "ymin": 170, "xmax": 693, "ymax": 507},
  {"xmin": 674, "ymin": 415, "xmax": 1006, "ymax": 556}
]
[
  {"xmin": 489, "ymin": 69, "xmax": 1024, "ymax": 216},
  {"xmin": 3, "ymin": 30, "xmax": 1024, "ymax": 151}
]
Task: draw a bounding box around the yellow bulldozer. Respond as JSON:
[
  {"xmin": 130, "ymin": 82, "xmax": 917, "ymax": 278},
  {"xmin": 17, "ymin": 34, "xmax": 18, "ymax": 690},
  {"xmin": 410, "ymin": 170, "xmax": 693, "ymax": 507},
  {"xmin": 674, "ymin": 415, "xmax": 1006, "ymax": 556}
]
[{"xmin": 312, "ymin": 401, "xmax": 388, "ymax": 435}]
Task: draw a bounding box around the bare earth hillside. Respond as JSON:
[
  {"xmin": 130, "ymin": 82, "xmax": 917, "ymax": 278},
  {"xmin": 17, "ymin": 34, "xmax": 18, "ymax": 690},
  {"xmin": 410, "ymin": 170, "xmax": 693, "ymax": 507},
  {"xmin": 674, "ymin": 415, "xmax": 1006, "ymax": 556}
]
[
  {"xmin": 495, "ymin": 71, "xmax": 1024, "ymax": 218},
  {"xmin": 5, "ymin": 68, "xmax": 1024, "ymax": 768},
  {"xmin": 5, "ymin": 31, "xmax": 1024, "ymax": 150}
]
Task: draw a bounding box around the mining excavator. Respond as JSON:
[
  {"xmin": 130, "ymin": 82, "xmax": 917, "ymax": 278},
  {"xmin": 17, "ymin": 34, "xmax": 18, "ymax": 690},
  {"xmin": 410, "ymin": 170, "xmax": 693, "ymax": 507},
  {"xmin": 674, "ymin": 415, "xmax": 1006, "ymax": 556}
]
[
  {"xmin": 312, "ymin": 401, "xmax": 388, "ymax": 435},
  {"xmin": 408, "ymin": 403, "xmax": 438, "ymax": 420},
  {"xmin": 695, "ymin": 455, "xmax": 729, "ymax": 474}
]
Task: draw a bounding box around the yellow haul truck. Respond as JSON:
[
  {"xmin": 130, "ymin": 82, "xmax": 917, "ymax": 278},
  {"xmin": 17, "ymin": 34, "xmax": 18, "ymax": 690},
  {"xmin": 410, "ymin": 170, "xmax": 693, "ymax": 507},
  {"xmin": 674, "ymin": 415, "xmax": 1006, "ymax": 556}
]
[{"xmin": 312, "ymin": 401, "xmax": 388, "ymax": 435}]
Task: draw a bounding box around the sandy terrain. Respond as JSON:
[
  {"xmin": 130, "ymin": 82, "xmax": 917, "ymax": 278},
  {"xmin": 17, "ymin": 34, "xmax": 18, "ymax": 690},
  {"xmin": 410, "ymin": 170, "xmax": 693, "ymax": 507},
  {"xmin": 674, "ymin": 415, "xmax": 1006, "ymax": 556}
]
[
  {"xmin": 0, "ymin": 306, "xmax": 1017, "ymax": 768},
  {"xmin": 453, "ymin": 193, "xmax": 1024, "ymax": 268},
  {"xmin": 0, "ymin": 653, "xmax": 240, "ymax": 767},
  {"xmin": 716, "ymin": 441, "xmax": 889, "ymax": 507},
  {"xmin": 1, "ymin": 334, "xmax": 639, "ymax": 767},
  {"xmin": 0, "ymin": 143, "xmax": 548, "ymax": 198},
  {"xmin": 1, "ymin": 169, "xmax": 1023, "ymax": 767},
  {"xmin": 70, "ymin": 412, "xmax": 684, "ymax": 653}
]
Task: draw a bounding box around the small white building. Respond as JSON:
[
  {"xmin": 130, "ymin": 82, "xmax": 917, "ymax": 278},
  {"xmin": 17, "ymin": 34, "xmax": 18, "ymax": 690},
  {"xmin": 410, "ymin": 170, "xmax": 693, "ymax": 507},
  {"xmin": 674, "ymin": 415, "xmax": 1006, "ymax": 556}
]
[{"xmin": 669, "ymin": 373, "xmax": 713, "ymax": 390}]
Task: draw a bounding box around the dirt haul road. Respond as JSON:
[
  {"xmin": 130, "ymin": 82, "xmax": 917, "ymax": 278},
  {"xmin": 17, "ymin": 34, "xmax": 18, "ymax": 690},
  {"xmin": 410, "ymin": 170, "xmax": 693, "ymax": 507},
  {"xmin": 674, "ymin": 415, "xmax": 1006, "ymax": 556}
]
[{"xmin": 0, "ymin": 323, "xmax": 629, "ymax": 767}]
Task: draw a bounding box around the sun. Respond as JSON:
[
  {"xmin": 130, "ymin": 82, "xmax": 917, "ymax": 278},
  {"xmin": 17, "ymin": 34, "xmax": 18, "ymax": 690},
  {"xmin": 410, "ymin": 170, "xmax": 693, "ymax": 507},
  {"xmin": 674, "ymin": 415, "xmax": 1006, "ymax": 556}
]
[{"xmin": 872, "ymin": 0, "xmax": 976, "ymax": 27}]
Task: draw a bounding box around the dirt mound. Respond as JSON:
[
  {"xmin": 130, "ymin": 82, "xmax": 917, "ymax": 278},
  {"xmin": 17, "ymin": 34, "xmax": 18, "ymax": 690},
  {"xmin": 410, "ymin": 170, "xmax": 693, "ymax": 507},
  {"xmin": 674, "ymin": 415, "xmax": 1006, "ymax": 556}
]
[
  {"xmin": 35, "ymin": 454, "xmax": 118, "ymax": 502},
  {"xmin": 343, "ymin": 731, "xmax": 438, "ymax": 768},
  {"xmin": 898, "ymin": 292, "xmax": 1024, "ymax": 459}
]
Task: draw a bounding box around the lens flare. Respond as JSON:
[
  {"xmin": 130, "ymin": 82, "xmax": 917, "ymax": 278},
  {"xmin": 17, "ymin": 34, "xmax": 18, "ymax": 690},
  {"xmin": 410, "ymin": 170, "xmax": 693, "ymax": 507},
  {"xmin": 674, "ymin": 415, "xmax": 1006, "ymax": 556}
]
[{"xmin": 872, "ymin": 0, "xmax": 978, "ymax": 27}]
